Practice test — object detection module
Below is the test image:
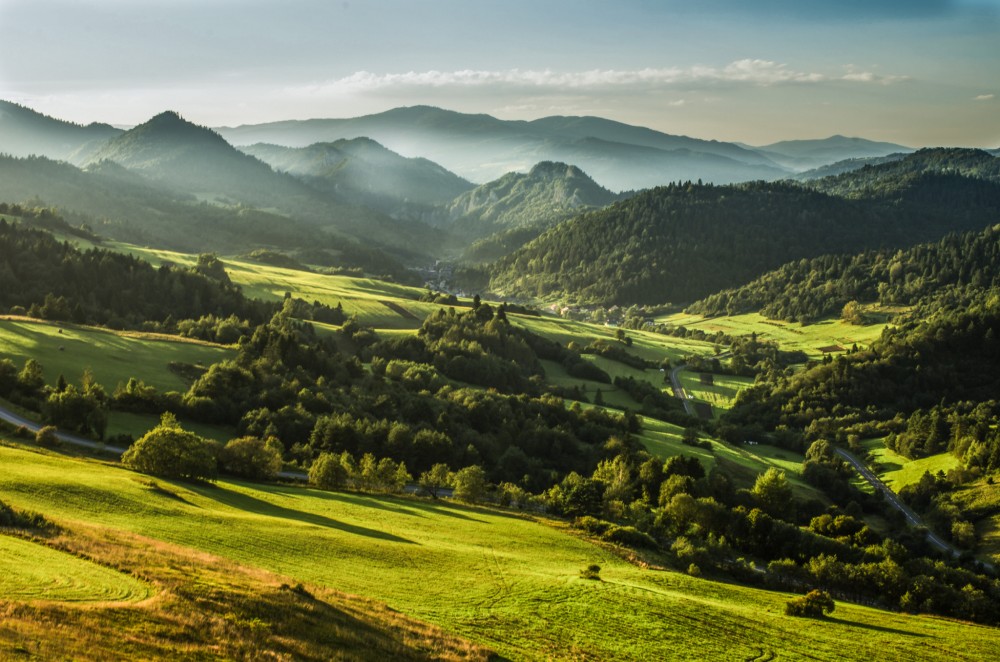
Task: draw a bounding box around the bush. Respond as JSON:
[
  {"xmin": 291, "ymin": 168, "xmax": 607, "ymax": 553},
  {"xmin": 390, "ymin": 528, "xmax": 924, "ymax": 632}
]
[
  {"xmin": 602, "ymin": 525, "xmax": 658, "ymax": 549},
  {"xmin": 35, "ymin": 425, "xmax": 59, "ymax": 447},
  {"xmin": 785, "ymin": 589, "xmax": 836, "ymax": 618},
  {"xmin": 121, "ymin": 413, "xmax": 218, "ymax": 482},
  {"xmin": 219, "ymin": 436, "xmax": 284, "ymax": 480},
  {"xmin": 579, "ymin": 564, "xmax": 602, "ymax": 580},
  {"xmin": 308, "ymin": 452, "xmax": 349, "ymax": 490}
]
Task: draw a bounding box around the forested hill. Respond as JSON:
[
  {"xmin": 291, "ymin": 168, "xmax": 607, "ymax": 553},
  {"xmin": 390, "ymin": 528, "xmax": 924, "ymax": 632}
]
[
  {"xmin": 689, "ymin": 223, "xmax": 1000, "ymax": 322},
  {"xmin": 485, "ymin": 174, "xmax": 1000, "ymax": 306},
  {"xmin": 0, "ymin": 214, "xmax": 273, "ymax": 328},
  {"xmin": 807, "ymin": 148, "xmax": 1000, "ymax": 198},
  {"xmin": 447, "ymin": 161, "xmax": 621, "ymax": 238},
  {"xmin": 726, "ymin": 285, "xmax": 1000, "ymax": 472}
]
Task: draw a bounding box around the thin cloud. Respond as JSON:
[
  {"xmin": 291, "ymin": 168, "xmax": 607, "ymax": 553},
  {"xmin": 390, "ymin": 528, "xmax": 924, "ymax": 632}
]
[
  {"xmin": 292, "ymin": 60, "xmax": 902, "ymax": 97},
  {"xmin": 974, "ymin": 93, "xmax": 995, "ymax": 100}
]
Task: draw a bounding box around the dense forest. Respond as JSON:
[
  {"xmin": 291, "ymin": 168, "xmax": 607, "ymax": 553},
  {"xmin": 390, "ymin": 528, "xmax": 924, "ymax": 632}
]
[
  {"xmin": 485, "ymin": 149, "xmax": 1000, "ymax": 306},
  {"xmin": 689, "ymin": 223, "xmax": 1000, "ymax": 322}
]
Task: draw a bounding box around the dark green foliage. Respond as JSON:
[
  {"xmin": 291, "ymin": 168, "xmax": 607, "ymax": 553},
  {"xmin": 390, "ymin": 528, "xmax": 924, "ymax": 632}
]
[
  {"xmin": 691, "ymin": 223, "xmax": 1000, "ymax": 322},
  {"xmin": 579, "ymin": 564, "xmax": 602, "ymax": 580},
  {"xmin": 785, "ymin": 590, "xmax": 835, "ymax": 618},
  {"xmin": 489, "ymin": 151, "xmax": 1000, "ymax": 306},
  {"xmin": 219, "ymin": 437, "xmax": 284, "ymax": 480},
  {"xmin": 0, "ymin": 217, "xmax": 273, "ymax": 329}
]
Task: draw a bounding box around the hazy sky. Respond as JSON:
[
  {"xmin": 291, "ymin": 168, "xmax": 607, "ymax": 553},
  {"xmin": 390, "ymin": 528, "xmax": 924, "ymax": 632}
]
[{"xmin": 1, "ymin": 0, "xmax": 998, "ymax": 146}]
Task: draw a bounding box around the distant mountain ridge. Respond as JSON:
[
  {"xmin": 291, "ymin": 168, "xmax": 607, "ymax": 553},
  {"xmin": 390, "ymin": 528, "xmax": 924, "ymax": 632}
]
[
  {"xmin": 241, "ymin": 138, "xmax": 474, "ymax": 217},
  {"xmin": 755, "ymin": 134, "xmax": 913, "ymax": 170},
  {"xmin": 0, "ymin": 100, "xmax": 122, "ymax": 162},
  {"xmin": 217, "ymin": 105, "xmax": 791, "ymax": 190}
]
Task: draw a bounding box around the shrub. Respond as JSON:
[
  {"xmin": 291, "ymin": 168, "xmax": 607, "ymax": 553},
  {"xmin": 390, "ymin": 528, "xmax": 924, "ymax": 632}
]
[
  {"xmin": 580, "ymin": 564, "xmax": 602, "ymax": 580},
  {"xmin": 308, "ymin": 452, "xmax": 349, "ymax": 490},
  {"xmin": 121, "ymin": 413, "xmax": 218, "ymax": 482},
  {"xmin": 785, "ymin": 589, "xmax": 836, "ymax": 618},
  {"xmin": 35, "ymin": 425, "xmax": 59, "ymax": 447},
  {"xmin": 602, "ymin": 525, "xmax": 658, "ymax": 549},
  {"xmin": 220, "ymin": 436, "xmax": 284, "ymax": 480}
]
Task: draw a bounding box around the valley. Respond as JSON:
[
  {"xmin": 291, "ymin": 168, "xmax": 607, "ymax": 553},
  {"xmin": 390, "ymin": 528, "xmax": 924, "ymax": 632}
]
[{"xmin": 1, "ymin": 83, "xmax": 999, "ymax": 660}]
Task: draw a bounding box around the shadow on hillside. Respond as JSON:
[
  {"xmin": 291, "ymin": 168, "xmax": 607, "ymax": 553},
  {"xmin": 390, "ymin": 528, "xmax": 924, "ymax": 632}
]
[
  {"xmin": 189, "ymin": 483, "xmax": 417, "ymax": 544},
  {"xmin": 825, "ymin": 616, "xmax": 925, "ymax": 637},
  {"xmin": 265, "ymin": 485, "xmax": 428, "ymax": 518}
]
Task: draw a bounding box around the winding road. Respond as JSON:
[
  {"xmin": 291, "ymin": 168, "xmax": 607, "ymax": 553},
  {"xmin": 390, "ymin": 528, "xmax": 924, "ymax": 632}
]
[
  {"xmin": 834, "ymin": 447, "xmax": 966, "ymax": 559},
  {"xmin": 0, "ymin": 404, "xmax": 127, "ymax": 454}
]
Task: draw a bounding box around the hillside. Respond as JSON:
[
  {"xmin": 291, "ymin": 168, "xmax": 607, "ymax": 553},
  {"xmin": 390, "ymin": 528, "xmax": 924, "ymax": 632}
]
[
  {"xmin": 486, "ymin": 150, "xmax": 1000, "ymax": 306},
  {"xmin": 689, "ymin": 223, "xmax": 1000, "ymax": 322},
  {"xmin": 794, "ymin": 154, "xmax": 908, "ymax": 181},
  {"xmin": 447, "ymin": 161, "xmax": 620, "ymax": 240},
  {"xmin": 241, "ymin": 138, "xmax": 473, "ymax": 217},
  {"xmin": 484, "ymin": 166, "xmax": 1000, "ymax": 306},
  {"xmin": 807, "ymin": 147, "xmax": 1000, "ymax": 197},
  {"xmin": 0, "ymin": 99, "xmax": 122, "ymax": 162},
  {"xmin": 86, "ymin": 112, "xmax": 448, "ymax": 257},
  {"xmin": 218, "ymin": 105, "xmax": 791, "ymax": 190},
  {"xmin": 5, "ymin": 441, "xmax": 999, "ymax": 660}
]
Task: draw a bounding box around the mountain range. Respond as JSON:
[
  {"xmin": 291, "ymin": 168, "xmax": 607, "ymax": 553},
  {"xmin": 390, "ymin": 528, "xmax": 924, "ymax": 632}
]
[{"xmin": 217, "ymin": 105, "xmax": 907, "ymax": 190}]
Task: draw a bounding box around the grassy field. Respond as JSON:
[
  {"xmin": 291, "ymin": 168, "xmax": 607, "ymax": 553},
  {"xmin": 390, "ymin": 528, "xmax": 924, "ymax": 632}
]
[
  {"xmin": 677, "ymin": 369, "xmax": 754, "ymax": 419},
  {"xmin": 106, "ymin": 411, "xmax": 235, "ymax": 444},
  {"xmin": 0, "ymin": 317, "xmax": 232, "ymax": 393},
  {"xmin": 112, "ymin": 243, "xmax": 443, "ymax": 329},
  {"xmin": 1, "ymin": 440, "xmax": 996, "ymax": 660},
  {"xmin": 0, "ymin": 533, "xmax": 151, "ymax": 603},
  {"xmin": 860, "ymin": 439, "xmax": 961, "ymax": 491},
  {"xmin": 660, "ymin": 312, "xmax": 889, "ymax": 360}
]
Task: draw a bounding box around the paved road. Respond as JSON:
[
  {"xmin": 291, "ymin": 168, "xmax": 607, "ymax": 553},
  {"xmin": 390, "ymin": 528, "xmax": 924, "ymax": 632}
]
[
  {"xmin": 669, "ymin": 364, "xmax": 695, "ymax": 416},
  {"xmin": 835, "ymin": 447, "xmax": 959, "ymax": 556},
  {"xmin": 0, "ymin": 403, "xmax": 127, "ymax": 454}
]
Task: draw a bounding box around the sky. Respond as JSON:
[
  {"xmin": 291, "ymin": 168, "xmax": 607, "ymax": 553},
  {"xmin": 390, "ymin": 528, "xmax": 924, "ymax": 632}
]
[{"xmin": 0, "ymin": 0, "xmax": 997, "ymax": 146}]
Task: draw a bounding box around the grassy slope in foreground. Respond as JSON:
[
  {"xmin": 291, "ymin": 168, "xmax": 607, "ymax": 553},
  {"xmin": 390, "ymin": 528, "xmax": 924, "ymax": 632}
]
[
  {"xmin": 1, "ymin": 440, "xmax": 996, "ymax": 661},
  {"xmin": 0, "ymin": 534, "xmax": 151, "ymax": 603}
]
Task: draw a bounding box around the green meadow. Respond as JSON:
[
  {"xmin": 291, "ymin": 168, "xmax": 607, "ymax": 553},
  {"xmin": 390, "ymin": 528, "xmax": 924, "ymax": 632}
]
[
  {"xmin": 0, "ymin": 317, "xmax": 232, "ymax": 392},
  {"xmin": 859, "ymin": 439, "xmax": 961, "ymax": 491},
  {"xmin": 0, "ymin": 439, "xmax": 995, "ymax": 661},
  {"xmin": 660, "ymin": 311, "xmax": 888, "ymax": 359}
]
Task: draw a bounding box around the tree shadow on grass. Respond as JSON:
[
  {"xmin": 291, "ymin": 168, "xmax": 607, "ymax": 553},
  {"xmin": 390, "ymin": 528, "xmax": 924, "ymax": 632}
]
[
  {"xmin": 824, "ymin": 616, "xmax": 925, "ymax": 637},
  {"xmin": 188, "ymin": 483, "xmax": 417, "ymax": 544},
  {"xmin": 264, "ymin": 485, "xmax": 428, "ymax": 519}
]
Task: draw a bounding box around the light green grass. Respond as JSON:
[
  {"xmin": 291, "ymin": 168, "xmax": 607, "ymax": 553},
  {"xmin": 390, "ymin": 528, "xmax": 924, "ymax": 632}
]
[
  {"xmin": 660, "ymin": 312, "xmax": 888, "ymax": 360},
  {"xmin": 0, "ymin": 441, "xmax": 994, "ymax": 660},
  {"xmin": 111, "ymin": 244, "xmax": 441, "ymax": 329},
  {"xmin": 0, "ymin": 318, "xmax": 232, "ymax": 392},
  {"xmin": 677, "ymin": 369, "xmax": 754, "ymax": 418},
  {"xmin": 0, "ymin": 534, "xmax": 151, "ymax": 603},
  {"xmin": 861, "ymin": 439, "xmax": 961, "ymax": 490}
]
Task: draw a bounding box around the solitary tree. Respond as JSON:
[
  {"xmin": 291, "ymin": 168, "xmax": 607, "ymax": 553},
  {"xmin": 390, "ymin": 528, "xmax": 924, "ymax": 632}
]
[{"xmin": 121, "ymin": 412, "xmax": 218, "ymax": 481}]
